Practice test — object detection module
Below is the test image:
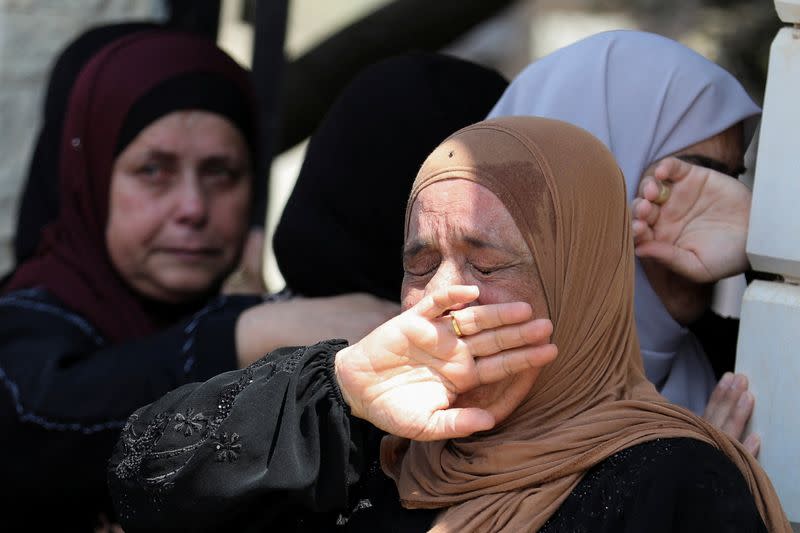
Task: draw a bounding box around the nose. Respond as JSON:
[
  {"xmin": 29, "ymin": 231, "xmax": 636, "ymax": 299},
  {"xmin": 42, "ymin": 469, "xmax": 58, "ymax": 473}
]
[
  {"xmin": 174, "ymin": 173, "xmax": 209, "ymax": 228},
  {"xmin": 424, "ymin": 260, "xmax": 468, "ymax": 301}
]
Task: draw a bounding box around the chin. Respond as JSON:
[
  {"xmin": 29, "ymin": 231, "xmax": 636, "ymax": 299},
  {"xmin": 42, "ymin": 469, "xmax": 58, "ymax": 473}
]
[{"xmin": 151, "ymin": 270, "xmax": 224, "ymax": 302}]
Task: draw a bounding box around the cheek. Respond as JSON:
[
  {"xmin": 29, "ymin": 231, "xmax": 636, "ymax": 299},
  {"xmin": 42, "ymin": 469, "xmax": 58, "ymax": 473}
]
[
  {"xmin": 106, "ymin": 186, "xmax": 167, "ymax": 258},
  {"xmin": 208, "ymin": 185, "xmax": 251, "ymax": 238},
  {"xmin": 400, "ymin": 281, "xmax": 424, "ymax": 312},
  {"xmin": 480, "ymin": 273, "xmax": 547, "ymax": 318}
]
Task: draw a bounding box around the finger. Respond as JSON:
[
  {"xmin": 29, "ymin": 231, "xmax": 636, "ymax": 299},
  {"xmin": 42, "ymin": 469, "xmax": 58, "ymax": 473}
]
[
  {"xmin": 703, "ymin": 373, "xmax": 745, "ymax": 429},
  {"xmin": 466, "ymin": 318, "xmax": 553, "ymax": 357},
  {"xmin": 638, "ymin": 176, "xmax": 662, "ymax": 203},
  {"xmin": 450, "ymin": 301, "xmax": 533, "ymax": 336},
  {"xmin": 703, "ymin": 373, "xmax": 736, "ymax": 426},
  {"xmin": 721, "ymin": 390, "xmax": 754, "ymax": 440},
  {"xmin": 743, "ymin": 433, "xmax": 761, "ymax": 457},
  {"xmin": 705, "ymin": 373, "xmax": 734, "ymax": 413},
  {"xmin": 416, "ymin": 407, "xmax": 495, "ymax": 440},
  {"xmin": 637, "ymin": 174, "xmax": 652, "ymax": 197},
  {"xmin": 632, "ymin": 197, "xmax": 660, "ymax": 226},
  {"xmin": 631, "ymin": 197, "xmax": 649, "ymax": 220},
  {"xmin": 640, "ymin": 176, "xmax": 672, "ymax": 207},
  {"xmin": 474, "ymin": 343, "xmax": 558, "ymax": 385},
  {"xmin": 414, "ymin": 285, "xmax": 480, "ymax": 320},
  {"xmin": 632, "ymin": 219, "xmax": 654, "ymax": 245},
  {"xmin": 631, "ymin": 197, "xmax": 648, "ymax": 220},
  {"xmin": 653, "ymin": 156, "xmax": 693, "ymax": 183}
]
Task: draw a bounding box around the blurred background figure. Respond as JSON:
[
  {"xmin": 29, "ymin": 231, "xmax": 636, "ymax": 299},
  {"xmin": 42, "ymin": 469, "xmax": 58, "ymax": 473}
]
[
  {"xmin": 273, "ymin": 52, "xmax": 508, "ymax": 303},
  {"xmin": 0, "ymin": 29, "xmax": 263, "ymax": 529},
  {"xmin": 233, "ymin": 50, "xmax": 507, "ymax": 359},
  {"xmin": 0, "ymin": 25, "xmax": 506, "ymax": 528},
  {"xmin": 0, "ymin": 0, "xmax": 778, "ymax": 290},
  {"xmin": 487, "ymin": 30, "xmax": 759, "ymax": 431},
  {"xmin": 11, "ymin": 22, "xmax": 157, "ymax": 269}
]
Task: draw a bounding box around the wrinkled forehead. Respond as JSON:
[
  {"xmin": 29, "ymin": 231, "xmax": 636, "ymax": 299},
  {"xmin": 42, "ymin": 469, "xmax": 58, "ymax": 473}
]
[
  {"xmin": 404, "ymin": 121, "xmax": 556, "ymax": 298},
  {"xmin": 405, "ymin": 125, "xmax": 544, "ymax": 237},
  {"xmin": 407, "ymin": 178, "xmax": 524, "ymax": 244}
]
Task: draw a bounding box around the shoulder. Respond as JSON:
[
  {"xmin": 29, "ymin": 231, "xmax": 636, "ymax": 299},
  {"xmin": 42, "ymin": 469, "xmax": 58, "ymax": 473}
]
[
  {"xmin": 0, "ymin": 287, "xmax": 102, "ymax": 343},
  {"xmin": 596, "ymin": 437, "xmax": 740, "ymax": 484},
  {"xmin": 541, "ymin": 438, "xmax": 766, "ymax": 533}
]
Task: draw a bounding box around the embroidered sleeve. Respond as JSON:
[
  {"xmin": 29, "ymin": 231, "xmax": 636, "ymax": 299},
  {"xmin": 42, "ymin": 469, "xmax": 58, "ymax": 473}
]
[{"xmin": 109, "ymin": 340, "xmax": 366, "ymax": 531}]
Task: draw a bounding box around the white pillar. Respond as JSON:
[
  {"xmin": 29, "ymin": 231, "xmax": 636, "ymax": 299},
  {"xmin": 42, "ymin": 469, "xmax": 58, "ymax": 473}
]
[{"xmin": 736, "ymin": 1, "xmax": 800, "ymax": 524}]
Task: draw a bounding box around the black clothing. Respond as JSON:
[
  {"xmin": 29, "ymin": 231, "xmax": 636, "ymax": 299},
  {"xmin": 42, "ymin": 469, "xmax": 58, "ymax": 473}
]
[
  {"xmin": 690, "ymin": 309, "xmax": 740, "ymax": 380},
  {"xmin": 109, "ymin": 341, "xmax": 767, "ymax": 532},
  {"xmin": 0, "ymin": 288, "xmax": 260, "ymax": 529},
  {"xmin": 273, "ymin": 53, "xmax": 508, "ymax": 302},
  {"xmin": 539, "ymin": 438, "xmax": 766, "ymax": 533},
  {"xmin": 116, "ymin": 70, "xmax": 257, "ymax": 156}
]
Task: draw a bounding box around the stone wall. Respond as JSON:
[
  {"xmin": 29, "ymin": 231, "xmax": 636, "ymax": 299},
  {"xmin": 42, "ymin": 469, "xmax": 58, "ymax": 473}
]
[{"xmin": 0, "ymin": 0, "xmax": 165, "ymax": 277}]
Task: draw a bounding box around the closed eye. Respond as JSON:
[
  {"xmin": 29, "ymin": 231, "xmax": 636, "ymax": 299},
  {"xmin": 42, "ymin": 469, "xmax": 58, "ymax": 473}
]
[{"xmin": 403, "ymin": 263, "xmax": 438, "ymax": 277}]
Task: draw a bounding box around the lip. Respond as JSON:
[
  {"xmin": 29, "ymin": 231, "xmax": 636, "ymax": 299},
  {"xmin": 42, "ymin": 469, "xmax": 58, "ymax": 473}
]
[{"xmin": 156, "ymin": 247, "xmax": 222, "ymax": 258}]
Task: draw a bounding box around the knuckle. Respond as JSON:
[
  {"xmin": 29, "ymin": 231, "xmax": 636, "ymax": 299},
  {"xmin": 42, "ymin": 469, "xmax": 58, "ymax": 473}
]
[
  {"xmin": 468, "ymin": 309, "xmax": 482, "ymax": 332},
  {"xmin": 501, "ymin": 354, "xmax": 513, "ymax": 377},
  {"xmin": 491, "ymin": 334, "xmax": 504, "ymax": 353}
]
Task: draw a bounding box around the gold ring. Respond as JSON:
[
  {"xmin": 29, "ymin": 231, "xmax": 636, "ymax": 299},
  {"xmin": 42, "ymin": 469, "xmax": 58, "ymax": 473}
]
[
  {"xmin": 450, "ymin": 313, "xmax": 464, "ymax": 337},
  {"xmin": 653, "ymin": 181, "xmax": 671, "ymax": 205}
]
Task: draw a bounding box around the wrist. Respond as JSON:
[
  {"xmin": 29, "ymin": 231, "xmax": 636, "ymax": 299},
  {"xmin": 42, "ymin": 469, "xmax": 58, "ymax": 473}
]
[
  {"xmin": 235, "ymin": 306, "xmax": 278, "ymax": 367},
  {"xmin": 333, "ymin": 345, "xmax": 363, "ymax": 419}
]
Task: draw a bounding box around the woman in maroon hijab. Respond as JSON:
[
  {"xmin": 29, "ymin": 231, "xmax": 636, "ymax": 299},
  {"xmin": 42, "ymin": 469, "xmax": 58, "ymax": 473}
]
[{"xmin": 0, "ymin": 29, "xmax": 269, "ymax": 528}]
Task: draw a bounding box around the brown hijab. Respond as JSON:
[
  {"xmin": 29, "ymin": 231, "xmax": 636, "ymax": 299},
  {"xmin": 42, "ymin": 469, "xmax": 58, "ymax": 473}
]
[{"xmin": 383, "ymin": 117, "xmax": 789, "ymax": 532}]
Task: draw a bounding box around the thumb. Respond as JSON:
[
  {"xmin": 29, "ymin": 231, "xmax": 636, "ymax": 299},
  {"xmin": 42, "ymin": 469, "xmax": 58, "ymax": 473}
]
[{"xmin": 635, "ymin": 241, "xmax": 706, "ymax": 281}]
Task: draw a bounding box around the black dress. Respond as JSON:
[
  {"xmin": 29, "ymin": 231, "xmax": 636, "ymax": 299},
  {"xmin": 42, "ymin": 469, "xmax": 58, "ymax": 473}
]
[
  {"xmin": 108, "ymin": 340, "xmax": 767, "ymax": 532},
  {"xmin": 0, "ymin": 287, "xmax": 261, "ymax": 529}
]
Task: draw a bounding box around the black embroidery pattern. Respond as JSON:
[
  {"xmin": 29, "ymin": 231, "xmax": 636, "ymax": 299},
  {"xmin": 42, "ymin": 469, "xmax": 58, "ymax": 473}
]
[
  {"xmin": 113, "ymin": 347, "xmax": 307, "ymax": 499},
  {"xmin": 173, "ymin": 408, "xmax": 207, "ymax": 437},
  {"xmin": 114, "ymin": 413, "xmax": 172, "ymax": 481},
  {"xmin": 214, "ymin": 432, "xmax": 242, "ymax": 462}
]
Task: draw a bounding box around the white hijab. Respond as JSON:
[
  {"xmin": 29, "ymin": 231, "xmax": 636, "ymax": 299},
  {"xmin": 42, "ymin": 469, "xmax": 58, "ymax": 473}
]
[{"xmin": 488, "ymin": 30, "xmax": 760, "ymax": 413}]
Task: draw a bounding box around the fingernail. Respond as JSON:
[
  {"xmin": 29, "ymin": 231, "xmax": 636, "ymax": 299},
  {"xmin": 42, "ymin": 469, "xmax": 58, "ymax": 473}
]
[
  {"xmin": 719, "ymin": 373, "xmax": 734, "ymax": 389},
  {"xmin": 737, "ymin": 391, "xmax": 753, "ymax": 408},
  {"xmin": 733, "ymin": 375, "xmax": 748, "ymax": 390},
  {"xmin": 745, "ymin": 434, "xmax": 761, "ymax": 455}
]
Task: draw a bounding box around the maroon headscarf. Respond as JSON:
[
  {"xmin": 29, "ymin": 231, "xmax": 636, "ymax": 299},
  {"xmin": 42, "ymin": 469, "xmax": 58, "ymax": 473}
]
[{"xmin": 5, "ymin": 30, "xmax": 258, "ymax": 343}]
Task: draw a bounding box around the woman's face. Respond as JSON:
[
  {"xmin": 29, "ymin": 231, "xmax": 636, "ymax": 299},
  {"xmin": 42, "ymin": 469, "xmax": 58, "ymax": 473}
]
[
  {"xmin": 402, "ymin": 179, "xmax": 548, "ymax": 420},
  {"xmin": 106, "ymin": 110, "xmax": 251, "ymax": 303}
]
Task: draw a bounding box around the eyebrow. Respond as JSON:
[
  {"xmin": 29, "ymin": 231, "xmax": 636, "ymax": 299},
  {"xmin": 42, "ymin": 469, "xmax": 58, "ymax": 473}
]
[
  {"xmin": 676, "ymin": 154, "xmax": 746, "ymax": 178},
  {"xmin": 141, "ymin": 149, "xmax": 247, "ymax": 168},
  {"xmin": 198, "ymin": 154, "xmax": 244, "ymax": 167},
  {"xmin": 143, "ymin": 149, "xmax": 176, "ymax": 161}
]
